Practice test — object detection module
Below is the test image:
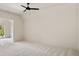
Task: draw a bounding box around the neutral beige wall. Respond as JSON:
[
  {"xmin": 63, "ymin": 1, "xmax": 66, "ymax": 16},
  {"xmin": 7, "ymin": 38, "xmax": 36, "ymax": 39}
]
[
  {"xmin": 0, "ymin": 10, "xmax": 24, "ymax": 41},
  {"xmin": 23, "ymin": 4, "xmax": 77, "ymax": 49},
  {"xmin": 78, "ymin": 4, "xmax": 79, "ymax": 51}
]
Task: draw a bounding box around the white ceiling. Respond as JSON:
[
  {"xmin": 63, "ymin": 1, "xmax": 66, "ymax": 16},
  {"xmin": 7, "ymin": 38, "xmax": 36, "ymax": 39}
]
[{"xmin": 0, "ymin": 3, "xmax": 60, "ymax": 15}]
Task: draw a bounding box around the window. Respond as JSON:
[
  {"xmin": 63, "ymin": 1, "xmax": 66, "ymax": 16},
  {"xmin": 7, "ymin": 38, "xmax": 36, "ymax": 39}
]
[{"xmin": 0, "ymin": 25, "xmax": 4, "ymax": 37}]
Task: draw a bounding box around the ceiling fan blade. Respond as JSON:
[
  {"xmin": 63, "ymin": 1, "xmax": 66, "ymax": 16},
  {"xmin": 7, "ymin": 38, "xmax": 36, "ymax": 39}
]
[
  {"xmin": 24, "ymin": 9, "xmax": 27, "ymax": 12},
  {"xmin": 30, "ymin": 8, "xmax": 39, "ymax": 10},
  {"xmin": 21, "ymin": 5, "xmax": 27, "ymax": 8}
]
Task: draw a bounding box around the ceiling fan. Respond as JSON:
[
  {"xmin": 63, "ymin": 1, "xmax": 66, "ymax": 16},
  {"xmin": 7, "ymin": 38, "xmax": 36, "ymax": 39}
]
[{"xmin": 21, "ymin": 3, "xmax": 39, "ymax": 12}]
